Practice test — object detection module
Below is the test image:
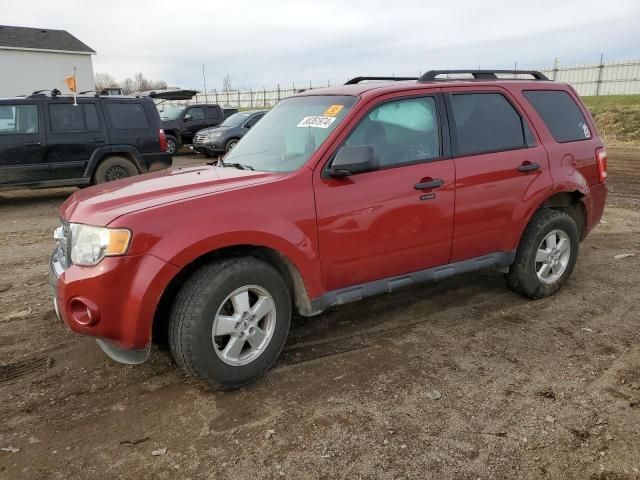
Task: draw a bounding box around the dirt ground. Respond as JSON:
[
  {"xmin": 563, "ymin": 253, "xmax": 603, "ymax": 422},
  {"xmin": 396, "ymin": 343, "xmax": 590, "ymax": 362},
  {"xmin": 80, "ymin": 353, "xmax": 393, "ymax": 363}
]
[{"xmin": 1, "ymin": 147, "xmax": 639, "ymax": 480}]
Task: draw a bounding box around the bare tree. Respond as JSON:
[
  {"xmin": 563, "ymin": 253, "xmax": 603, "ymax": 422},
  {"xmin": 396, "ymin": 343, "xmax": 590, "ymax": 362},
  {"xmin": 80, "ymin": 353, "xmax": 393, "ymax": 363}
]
[
  {"xmin": 94, "ymin": 72, "xmax": 118, "ymax": 91},
  {"xmin": 222, "ymin": 74, "xmax": 233, "ymax": 92},
  {"xmin": 121, "ymin": 78, "xmax": 135, "ymax": 95}
]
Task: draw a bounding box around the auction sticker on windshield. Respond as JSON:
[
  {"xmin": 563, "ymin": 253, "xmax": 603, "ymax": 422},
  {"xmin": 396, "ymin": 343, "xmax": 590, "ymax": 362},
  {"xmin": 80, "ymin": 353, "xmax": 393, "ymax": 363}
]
[{"xmin": 297, "ymin": 116, "xmax": 336, "ymax": 128}]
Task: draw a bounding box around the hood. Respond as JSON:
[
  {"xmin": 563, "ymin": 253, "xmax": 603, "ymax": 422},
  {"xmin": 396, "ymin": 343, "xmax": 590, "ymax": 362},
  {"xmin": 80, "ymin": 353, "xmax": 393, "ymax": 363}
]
[
  {"xmin": 60, "ymin": 165, "xmax": 284, "ymax": 226},
  {"xmin": 198, "ymin": 125, "xmax": 232, "ymax": 135}
]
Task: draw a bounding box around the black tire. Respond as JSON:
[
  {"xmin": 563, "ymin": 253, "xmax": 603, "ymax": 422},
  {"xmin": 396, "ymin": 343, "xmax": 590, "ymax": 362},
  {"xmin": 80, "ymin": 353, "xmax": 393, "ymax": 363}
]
[
  {"xmin": 168, "ymin": 257, "xmax": 291, "ymax": 390},
  {"xmin": 225, "ymin": 138, "xmax": 239, "ymax": 153},
  {"xmin": 166, "ymin": 135, "xmax": 179, "ymax": 155},
  {"xmin": 506, "ymin": 208, "xmax": 579, "ymax": 299},
  {"xmin": 92, "ymin": 156, "xmax": 139, "ymax": 184}
]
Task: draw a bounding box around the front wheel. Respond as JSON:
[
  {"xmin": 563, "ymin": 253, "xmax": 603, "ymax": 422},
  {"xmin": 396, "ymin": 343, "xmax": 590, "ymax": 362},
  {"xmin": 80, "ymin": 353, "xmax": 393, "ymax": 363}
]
[
  {"xmin": 168, "ymin": 258, "xmax": 291, "ymax": 390},
  {"xmin": 506, "ymin": 208, "xmax": 579, "ymax": 299},
  {"xmin": 225, "ymin": 138, "xmax": 239, "ymax": 153}
]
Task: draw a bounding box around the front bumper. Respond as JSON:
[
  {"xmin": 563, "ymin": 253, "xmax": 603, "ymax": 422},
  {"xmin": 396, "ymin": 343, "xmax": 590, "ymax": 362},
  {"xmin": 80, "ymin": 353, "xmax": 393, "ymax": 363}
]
[
  {"xmin": 192, "ymin": 139, "xmax": 225, "ymax": 155},
  {"xmin": 49, "ymin": 248, "xmax": 179, "ymax": 363}
]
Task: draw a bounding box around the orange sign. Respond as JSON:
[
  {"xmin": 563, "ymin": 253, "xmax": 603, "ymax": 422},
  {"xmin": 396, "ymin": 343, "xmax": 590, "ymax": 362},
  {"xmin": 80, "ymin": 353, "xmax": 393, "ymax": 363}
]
[
  {"xmin": 324, "ymin": 104, "xmax": 344, "ymax": 117},
  {"xmin": 64, "ymin": 76, "xmax": 77, "ymax": 92}
]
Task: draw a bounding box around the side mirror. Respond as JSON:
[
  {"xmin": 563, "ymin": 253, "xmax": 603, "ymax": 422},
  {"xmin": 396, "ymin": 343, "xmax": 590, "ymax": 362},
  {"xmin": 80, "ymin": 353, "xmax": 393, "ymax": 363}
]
[
  {"xmin": 183, "ymin": 114, "xmax": 193, "ymax": 121},
  {"xmin": 328, "ymin": 145, "xmax": 379, "ymax": 177}
]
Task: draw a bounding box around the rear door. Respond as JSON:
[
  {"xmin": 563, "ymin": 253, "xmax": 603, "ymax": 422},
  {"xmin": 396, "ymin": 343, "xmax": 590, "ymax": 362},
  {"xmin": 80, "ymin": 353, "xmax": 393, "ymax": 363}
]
[
  {"xmin": 444, "ymin": 87, "xmax": 552, "ymax": 261},
  {"xmin": 46, "ymin": 100, "xmax": 107, "ymax": 180},
  {"xmin": 314, "ymin": 91, "xmax": 456, "ymax": 291},
  {"xmin": 0, "ymin": 101, "xmax": 49, "ymax": 185},
  {"xmin": 205, "ymin": 106, "xmax": 223, "ymax": 127}
]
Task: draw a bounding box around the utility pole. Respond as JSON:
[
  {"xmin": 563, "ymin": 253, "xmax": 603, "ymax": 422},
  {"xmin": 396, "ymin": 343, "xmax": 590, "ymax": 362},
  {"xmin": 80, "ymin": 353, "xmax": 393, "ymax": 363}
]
[{"xmin": 202, "ymin": 64, "xmax": 208, "ymax": 104}]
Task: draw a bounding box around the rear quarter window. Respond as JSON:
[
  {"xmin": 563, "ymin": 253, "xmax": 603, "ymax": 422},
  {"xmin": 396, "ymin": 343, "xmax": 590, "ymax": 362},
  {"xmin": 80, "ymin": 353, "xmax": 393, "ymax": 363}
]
[
  {"xmin": 106, "ymin": 103, "xmax": 150, "ymax": 130},
  {"xmin": 523, "ymin": 90, "xmax": 592, "ymax": 142}
]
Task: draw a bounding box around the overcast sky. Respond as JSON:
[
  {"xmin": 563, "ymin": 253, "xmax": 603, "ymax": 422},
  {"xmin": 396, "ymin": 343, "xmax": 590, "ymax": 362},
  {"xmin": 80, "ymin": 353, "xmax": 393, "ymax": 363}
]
[{"xmin": 4, "ymin": 0, "xmax": 640, "ymax": 91}]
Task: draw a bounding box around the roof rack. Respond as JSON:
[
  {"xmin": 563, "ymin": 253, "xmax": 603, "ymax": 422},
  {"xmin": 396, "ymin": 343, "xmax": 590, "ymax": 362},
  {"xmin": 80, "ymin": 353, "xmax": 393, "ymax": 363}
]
[
  {"xmin": 345, "ymin": 76, "xmax": 419, "ymax": 85},
  {"xmin": 419, "ymin": 70, "xmax": 549, "ymax": 81}
]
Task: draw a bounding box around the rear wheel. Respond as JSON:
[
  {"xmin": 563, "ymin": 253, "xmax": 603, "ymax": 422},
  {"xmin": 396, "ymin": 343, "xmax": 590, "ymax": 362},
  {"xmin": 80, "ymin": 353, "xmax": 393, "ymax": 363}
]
[
  {"xmin": 168, "ymin": 258, "xmax": 291, "ymax": 390},
  {"xmin": 166, "ymin": 135, "xmax": 179, "ymax": 155},
  {"xmin": 92, "ymin": 156, "xmax": 139, "ymax": 184},
  {"xmin": 506, "ymin": 209, "xmax": 578, "ymax": 299}
]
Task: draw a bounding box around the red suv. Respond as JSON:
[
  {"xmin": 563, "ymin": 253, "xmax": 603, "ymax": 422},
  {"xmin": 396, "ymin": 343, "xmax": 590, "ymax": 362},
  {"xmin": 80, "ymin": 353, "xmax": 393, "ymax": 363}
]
[{"xmin": 50, "ymin": 70, "xmax": 608, "ymax": 389}]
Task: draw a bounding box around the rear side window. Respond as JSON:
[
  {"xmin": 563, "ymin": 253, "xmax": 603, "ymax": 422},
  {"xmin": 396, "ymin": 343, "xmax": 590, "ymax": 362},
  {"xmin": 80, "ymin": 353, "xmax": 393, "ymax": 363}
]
[
  {"xmin": 450, "ymin": 93, "xmax": 529, "ymax": 156},
  {"xmin": 206, "ymin": 107, "xmax": 221, "ymax": 120},
  {"xmin": 84, "ymin": 104, "xmax": 100, "ymax": 131},
  {"xmin": 523, "ymin": 90, "xmax": 592, "ymax": 142},
  {"xmin": 106, "ymin": 103, "xmax": 150, "ymax": 130},
  {"xmin": 0, "ymin": 104, "xmax": 38, "ymax": 135}
]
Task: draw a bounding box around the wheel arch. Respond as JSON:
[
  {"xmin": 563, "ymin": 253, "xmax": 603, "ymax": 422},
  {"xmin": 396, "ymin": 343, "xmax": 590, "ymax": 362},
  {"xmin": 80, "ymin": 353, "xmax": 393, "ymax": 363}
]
[
  {"xmin": 516, "ymin": 189, "xmax": 587, "ymax": 248},
  {"xmin": 84, "ymin": 146, "xmax": 145, "ymax": 178},
  {"xmin": 152, "ymin": 244, "xmax": 315, "ymax": 347}
]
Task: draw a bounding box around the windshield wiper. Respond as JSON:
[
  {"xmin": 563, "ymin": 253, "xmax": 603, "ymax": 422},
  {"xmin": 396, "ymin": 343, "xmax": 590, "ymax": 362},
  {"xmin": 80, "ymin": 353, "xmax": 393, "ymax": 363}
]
[{"xmin": 221, "ymin": 161, "xmax": 255, "ymax": 171}]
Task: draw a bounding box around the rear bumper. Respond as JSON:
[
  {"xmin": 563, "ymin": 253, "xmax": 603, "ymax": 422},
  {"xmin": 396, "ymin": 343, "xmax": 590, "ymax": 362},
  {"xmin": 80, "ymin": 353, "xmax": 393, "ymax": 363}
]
[
  {"xmin": 49, "ymin": 250, "xmax": 179, "ymax": 359},
  {"xmin": 584, "ymin": 182, "xmax": 608, "ymax": 235},
  {"xmin": 141, "ymin": 152, "xmax": 172, "ymax": 172}
]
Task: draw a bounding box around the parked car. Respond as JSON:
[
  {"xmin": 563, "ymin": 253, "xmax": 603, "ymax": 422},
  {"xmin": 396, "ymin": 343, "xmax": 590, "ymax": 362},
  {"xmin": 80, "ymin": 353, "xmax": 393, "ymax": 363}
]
[
  {"xmin": 158, "ymin": 103, "xmax": 225, "ymax": 154},
  {"xmin": 50, "ymin": 69, "xmax": 608, "ymax": 390},
  {"xmin": 0, "ymin": 92, "xmax": 170, "ymax": 189},
  {"xmin": 192, "ymin": 110, "xmax": 267, "ymax": 156}
]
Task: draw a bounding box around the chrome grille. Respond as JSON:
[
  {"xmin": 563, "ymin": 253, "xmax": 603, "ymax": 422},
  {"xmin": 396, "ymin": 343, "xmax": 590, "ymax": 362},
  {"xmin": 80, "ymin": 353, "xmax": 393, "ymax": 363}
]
[{"xmin": 193, "ymin": 133, "xmax": 208, "ymax": 144}]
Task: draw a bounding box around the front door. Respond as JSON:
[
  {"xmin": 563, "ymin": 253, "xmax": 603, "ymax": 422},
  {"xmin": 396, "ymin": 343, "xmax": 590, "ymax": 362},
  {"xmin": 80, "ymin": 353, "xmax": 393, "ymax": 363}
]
[
  {"xmin": 314, "ymin": 93, "xmax": 455, "ymax": 291},
  {"xmin": 0, "ymin": 102, "xmax": 48, "ymax": 185},
  {"xmin": 443, "ymin": 87, "xmax": 552, "ymax": 262},
  {"xmin": 182, "ymin": 107, "xmax": 208, "ymax": 143}
]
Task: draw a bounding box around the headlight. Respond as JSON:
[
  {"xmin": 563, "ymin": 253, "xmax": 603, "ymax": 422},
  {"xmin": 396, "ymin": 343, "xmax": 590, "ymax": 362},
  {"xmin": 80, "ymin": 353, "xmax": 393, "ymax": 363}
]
[
  {"xmin": 208, "ymin": 132, "xmax": 223, "ymax": 139},
  {"xmin": 69, "ymin": 224, "xmax": 131, "ymax": 266}
]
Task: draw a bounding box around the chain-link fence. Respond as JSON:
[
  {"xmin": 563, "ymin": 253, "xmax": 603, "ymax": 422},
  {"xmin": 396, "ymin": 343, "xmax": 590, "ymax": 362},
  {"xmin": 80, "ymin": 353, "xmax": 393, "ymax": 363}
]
[{"xmin": 188, "ymin": 58, "xmax": 640, "ymax": 108}]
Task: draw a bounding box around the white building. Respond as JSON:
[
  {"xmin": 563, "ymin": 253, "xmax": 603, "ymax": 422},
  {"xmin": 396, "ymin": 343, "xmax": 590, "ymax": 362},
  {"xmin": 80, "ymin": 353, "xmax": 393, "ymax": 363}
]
[{"xmin": 0, "ymin": 25, "xmax": 95, "ymax": 97}]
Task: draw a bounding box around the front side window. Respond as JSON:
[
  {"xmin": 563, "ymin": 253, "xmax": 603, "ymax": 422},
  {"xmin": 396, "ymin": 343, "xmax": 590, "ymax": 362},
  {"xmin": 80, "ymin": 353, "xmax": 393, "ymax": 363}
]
[
  {"xmin": 188, "ymin": 108, "xmax": 205, "ymax": 120},
  {"xmin": 106, "ymin": 103, "xmax": 149, "ymax": 130},
  {"xmin": 523, "ymin": 90, "xmax": 592, "ymax": 142},
  {"xmin": 344, "ymin": 97, "xmax": 439, "ymax": 166},
  {"xmin": 245, "ymin": 113, "xmax": 264, "ymax": 128},
  {"xmin": 450, "ymin": 93, "xmax": 528, "ymax": 156},
  {"xmin": 0, "ymin": 104, "xmax": 38, "ymax": 135},
  {"xmin": 224, "ymin": 95, "xmax": 357, "ymax": 172},
  {"xmin": 50, "ymin": 104, "xmax": 85, "ymax": 132}
]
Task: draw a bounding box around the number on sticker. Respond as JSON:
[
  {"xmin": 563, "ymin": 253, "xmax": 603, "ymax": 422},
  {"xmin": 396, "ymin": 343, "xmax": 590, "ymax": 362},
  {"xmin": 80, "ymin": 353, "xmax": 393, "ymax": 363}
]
[{"xmin": 297, "ymin": 116, "xmax": 336, "ymax": 129}]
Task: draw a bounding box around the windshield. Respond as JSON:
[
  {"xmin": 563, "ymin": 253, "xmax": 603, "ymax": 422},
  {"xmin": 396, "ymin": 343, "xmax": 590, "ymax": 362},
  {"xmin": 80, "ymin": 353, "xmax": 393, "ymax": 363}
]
[
  {"xmin": 157, "ymin": 104, "xmax": 186, "ymax": 120},
  {"xmin": 223, "ymin": 95, "xmax": 357, "ymax": 172},
  {"xmin": 220, "ymin": 112, "xmax": 251, "ymax": 128}
]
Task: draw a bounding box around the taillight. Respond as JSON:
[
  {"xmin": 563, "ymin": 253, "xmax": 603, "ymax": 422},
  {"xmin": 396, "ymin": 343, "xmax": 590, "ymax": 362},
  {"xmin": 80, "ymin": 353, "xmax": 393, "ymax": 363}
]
[
  {"xmin": 159, "ymin": 129, "xmax": 168, "ymax": 152},
  {"xmin": 595, "ymin": 148, "xmax": 607, "ymax": 183}
]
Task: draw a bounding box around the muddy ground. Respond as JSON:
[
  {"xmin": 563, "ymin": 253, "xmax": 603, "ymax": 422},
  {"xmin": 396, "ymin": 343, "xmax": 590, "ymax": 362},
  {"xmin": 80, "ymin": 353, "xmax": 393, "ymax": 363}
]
[{"xmin": 0, "ymin": 147, "xmax": 639, "ymax": 480}]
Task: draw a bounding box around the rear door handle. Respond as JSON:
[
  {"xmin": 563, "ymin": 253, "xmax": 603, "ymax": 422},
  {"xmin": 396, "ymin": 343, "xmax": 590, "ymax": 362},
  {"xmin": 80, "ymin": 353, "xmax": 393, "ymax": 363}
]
[
  {"xmin": 21, "ymin": 141, "xmax": 41, "ymax": 146},
  {"xmin": 415, "ymin": 179, "xmax": 444, "ymax": 190},
  {"xmin": 517, "ymin": 162, "xmax": 540, "ymax": 173}
]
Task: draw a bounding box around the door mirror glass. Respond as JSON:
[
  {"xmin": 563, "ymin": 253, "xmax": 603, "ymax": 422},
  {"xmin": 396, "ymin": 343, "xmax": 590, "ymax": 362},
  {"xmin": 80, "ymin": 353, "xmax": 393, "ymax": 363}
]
[{"xmin": 328, "ymin": 145, "xmax": 379, "ymax": 177}]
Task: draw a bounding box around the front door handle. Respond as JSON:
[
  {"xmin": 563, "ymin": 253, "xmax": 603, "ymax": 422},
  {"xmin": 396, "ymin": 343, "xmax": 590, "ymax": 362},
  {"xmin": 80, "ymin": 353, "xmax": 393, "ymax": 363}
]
[
  {"xmin": 21, "ymin": 141, "xmax": 41, "ymax": 147},
  {"xmin": 517, "ymin": 162, "xmax": 540, "ymax": 173},
  {"xmin": 415, "ymin": 178, "xmax": 444, "ymax": 190},
  {"xmin": 88, "ymin": 138, "xmax": 105, "ymax": 143}
]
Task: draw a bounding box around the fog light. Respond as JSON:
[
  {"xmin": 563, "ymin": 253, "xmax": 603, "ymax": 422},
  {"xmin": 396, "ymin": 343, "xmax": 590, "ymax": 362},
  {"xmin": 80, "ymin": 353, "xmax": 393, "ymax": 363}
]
[{"xmin": 68, "ymin": 297, "xmax": 100, "ymax": 326}]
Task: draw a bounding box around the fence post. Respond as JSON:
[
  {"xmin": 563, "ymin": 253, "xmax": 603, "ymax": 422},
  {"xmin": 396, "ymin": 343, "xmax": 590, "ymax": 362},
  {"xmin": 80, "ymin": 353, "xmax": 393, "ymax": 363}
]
[
  {"xmin": 595, "ymin": 53, "xmax": 605, "ymax": 96},
  {"xmin": 277, "ymin": 84, "xmax": 281, "ymax": 102},
  {"xmin": 263, "ymin": 87, "xmax": 266, "ymax": 107},
  {"xmin": 552, "ymin": 58, "xmax": 559, "ymax": 81},
  {"xmin": 250, "ymin": 89, "xmax": 253, "ymax": 108}
]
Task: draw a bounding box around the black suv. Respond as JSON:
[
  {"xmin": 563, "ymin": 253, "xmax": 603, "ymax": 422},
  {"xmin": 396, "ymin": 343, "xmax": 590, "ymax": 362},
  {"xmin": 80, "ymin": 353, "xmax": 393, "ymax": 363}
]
[
  {"xmin": 0, "ymin": 93, "xmax": 171, "ymax": 190},
  {"xmin": 157, "ymin": 103, "xmax": 225, "ymax": 154}
]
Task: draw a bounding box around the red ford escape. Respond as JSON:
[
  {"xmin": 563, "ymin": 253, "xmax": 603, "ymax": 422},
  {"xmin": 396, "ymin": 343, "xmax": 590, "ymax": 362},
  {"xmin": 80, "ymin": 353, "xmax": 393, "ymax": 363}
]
[{"xmin": 50, "ymin": 70, "xmax": 608, "ymax": 389}]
